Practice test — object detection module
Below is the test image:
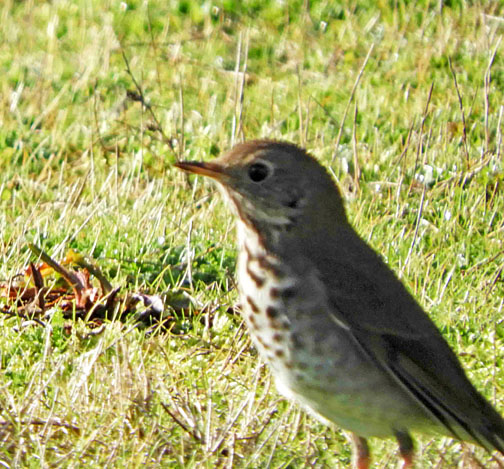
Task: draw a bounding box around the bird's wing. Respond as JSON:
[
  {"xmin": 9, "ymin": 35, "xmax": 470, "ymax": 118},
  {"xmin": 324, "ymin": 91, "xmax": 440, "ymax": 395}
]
[{"xmin": 315, "ymin": 229, "xmax": 504, "ymax": 452}]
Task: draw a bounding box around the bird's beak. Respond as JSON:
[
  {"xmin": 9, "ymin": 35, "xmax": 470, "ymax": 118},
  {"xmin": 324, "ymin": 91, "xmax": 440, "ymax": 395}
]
[{"xmin": 174, "ymin": 161, "xmax": 227, "ymax": 181}]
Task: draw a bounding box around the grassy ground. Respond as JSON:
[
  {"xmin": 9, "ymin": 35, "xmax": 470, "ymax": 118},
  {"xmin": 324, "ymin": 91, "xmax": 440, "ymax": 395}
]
[{"xmin": 0, "ymin": 0, "xmax": 503, "ymax": 467}]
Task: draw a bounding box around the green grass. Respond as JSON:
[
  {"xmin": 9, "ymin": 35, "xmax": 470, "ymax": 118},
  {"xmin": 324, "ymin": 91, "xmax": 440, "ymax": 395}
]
[{"xmin": 0, "ymin": 0, "xmax": 503, "ymax": 466}]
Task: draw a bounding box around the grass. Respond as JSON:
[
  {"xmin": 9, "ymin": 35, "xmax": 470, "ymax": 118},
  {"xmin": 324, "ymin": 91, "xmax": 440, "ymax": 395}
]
[{"xmin": 0, "ymin": 0, "xmax": 503, "ymax": 467}]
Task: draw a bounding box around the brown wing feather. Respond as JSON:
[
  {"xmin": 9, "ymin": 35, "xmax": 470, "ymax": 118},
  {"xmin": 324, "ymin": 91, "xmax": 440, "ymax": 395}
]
[{"xmin": 313, "ymin": 225, "xmax": 504, "ymax": 452}]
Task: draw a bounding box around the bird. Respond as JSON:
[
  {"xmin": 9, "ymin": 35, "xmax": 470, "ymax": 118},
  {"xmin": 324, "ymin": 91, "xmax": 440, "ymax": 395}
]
[{"xmin": 174, "ymin": 140, "xmax": 504, "ymax": 468}]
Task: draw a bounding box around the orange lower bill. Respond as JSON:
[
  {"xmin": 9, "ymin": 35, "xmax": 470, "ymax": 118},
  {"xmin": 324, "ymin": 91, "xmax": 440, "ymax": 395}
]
[{"xmin": 174, "ymin": 161, "xmax": 226, "ymax": 180}]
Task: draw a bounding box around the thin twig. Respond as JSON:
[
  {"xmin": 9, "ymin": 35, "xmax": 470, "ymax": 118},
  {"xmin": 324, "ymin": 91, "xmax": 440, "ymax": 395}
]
[
  {"xmin": 297, "ymin": 65, "xmax": 304, "ymax": 147},
  {"xmin": 448, "ymin": 58, "xmax": 470, "ymax": 166},
  {"xmin": 387, "ymin": 121, "xmax": 415, "ymax": 189},
  {"xmin": 484, "ymin": 37, "xmax": 502, "ymax": 154},
  {"xmin": 179, "ymin": 81, "xmax": 185, "ymax": 160},
  {"xmin": 0, "ymin": 418, "xmax": 80, "ymax": 433},
  {"xmin": 30, "ymin": 261, "xmax": 45, "ymax": 311},
  {"xmin": 332, "ymin": 43, "xmax": 374, "ymax": 163},
  {"xmin": 146, "ymin": 2, "xmax": 163, "ymax": 91},
  {"xmin": 231, "ymin": 33, "xmax": 242, "ymax": 147},
  {"xmin": 404, "ymin": 183, "xmax": 427, "ymax": 272},
  {"xmin": 160, "ymin": 402, "xmax": 203, "ymax": 443},
  {"xmin": 352, "ymin": 102, "xmax": 361, "ymax": 191},
  {"xmin": 496, "ymin": 105, "xmax": 503, "ymax": 161},
  {"xmin": 310, "ymin": 93, "xmax": 338, "ymax": 126},
  {"xmin": 410, "ymin": 82, "xmax": 434, "ymax": 194},
  {"xmin": 402, "ymin": 83, "xmax": 434, "ymax": 273},
  {"xmin": 304, "ymin": 95, "xmax": 311, "ymax": 144},
  {"xmin": 121, "ymin": 48, "xmax": 175, "ymax": 152},
  {"xmin": 92, "ymin": 81, "xmax": 116, "ymax": 154},
  {"xmin": 0, "ymin": 308, "xmax": 47, "ymax": 327},
  {"xmin": 28, "ymin": 243, "xmax": 85, "ymax": 295},
  {"xmin": 237, "ymin": 31, "xmax": 249, "ymax": 142}
]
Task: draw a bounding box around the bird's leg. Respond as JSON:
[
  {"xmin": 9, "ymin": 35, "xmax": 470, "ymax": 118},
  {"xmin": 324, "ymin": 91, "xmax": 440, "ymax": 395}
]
[
  {"xmin": 395, "ymin": 430, "xmax": 415, "ymax": 468},
  {"xmin": 351, "ymin": 433, "xmax": 370, "ymax": 469}
]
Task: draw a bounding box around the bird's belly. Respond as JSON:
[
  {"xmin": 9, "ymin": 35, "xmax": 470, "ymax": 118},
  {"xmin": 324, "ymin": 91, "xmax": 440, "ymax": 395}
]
[
  {"xmin": 279, "ymin": 328, "xmax": 434, "ymax": 438},
  {"xmin": 237, "ymin": 256, "xmax": 433, "ymax": 438},
  {"xmin": 279, "ymin": 348, "xmax": 433, "ymax": 438}
]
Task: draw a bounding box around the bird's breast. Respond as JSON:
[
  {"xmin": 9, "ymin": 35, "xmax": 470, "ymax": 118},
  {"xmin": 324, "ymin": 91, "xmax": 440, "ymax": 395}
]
[{"xmin": 236, "ymin": 231, "xmax": 297, "ymax": 385}]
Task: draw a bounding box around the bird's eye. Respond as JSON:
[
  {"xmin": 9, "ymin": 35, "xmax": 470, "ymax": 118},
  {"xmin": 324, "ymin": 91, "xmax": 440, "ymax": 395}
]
[{"xmin": 248, "ymin": 162, "xmax": 270, "ymax": 183}]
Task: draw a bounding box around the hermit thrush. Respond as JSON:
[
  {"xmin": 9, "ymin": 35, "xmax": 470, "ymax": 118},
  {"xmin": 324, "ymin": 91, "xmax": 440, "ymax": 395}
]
[{"xmin": 175, "ymin": 140, "xmax": 504, "ymax": 468}]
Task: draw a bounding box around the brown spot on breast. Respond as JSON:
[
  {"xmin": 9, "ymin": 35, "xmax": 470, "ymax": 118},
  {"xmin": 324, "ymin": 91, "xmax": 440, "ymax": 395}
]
[
  {"xmin": 256, "ymin": 256, "xmax": 270, "ymax": 269},
  {"xmin": 279, "ymin": 319, "xmax": 290, "ymax": 331},
  {"xmin": 270, "ymin": 287, "xmax": 280, "ymax": 299},
  {"xmin": 257, "ymin": 256, "xmax": 285, "ymax": 279},
  {"xmin": 246, "ymin": 296, "xmax": 260, "ymax": 314},
  {"xmin": 244, "ymin": 243, "xmax": 253, "ymax": 260},
  {"xmin": 272, "ymin": 333, "xmax": 282, "ymax": 342},
  {"xmin": 256, "ymin": 335, "xmax": 271, "ymax": 350},
  {"xmin": 248, "ymin": 314, "xmax": 258, "ymax": 329},
  {"xmin": 266, "ymin": 306, "xmax": 279, "ymax": 319},
  {"xmin": 274, "ymin": 349, "xmax": 285, "ymax": 358},
  {"xmin": 246, "ymin": 263, "xmax": 265, "ymax": 287}
]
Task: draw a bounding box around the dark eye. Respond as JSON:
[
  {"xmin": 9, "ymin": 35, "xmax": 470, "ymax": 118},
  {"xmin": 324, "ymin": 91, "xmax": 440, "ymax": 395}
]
[{"xmin": 248, "ymin": 163, "xmax": 270, "ymax": 182}]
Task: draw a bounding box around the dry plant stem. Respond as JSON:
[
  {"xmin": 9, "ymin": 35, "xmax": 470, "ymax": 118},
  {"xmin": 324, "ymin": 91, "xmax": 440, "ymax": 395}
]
[
  {"xmin": 160, "ymin": 401, "xmax": 203, "ymax": 444},
  {"xmin": 352, "ymin": 102, "xmax": 361, "ymax": 191},
  {"xmin": 146, "ymin": 2, "xmax": 163, "ymax": 90},
  {"xmin": 484, "ymin": 37, "xmax": 502, "ymax": 155},
  {"xmin": 402, "ymin": 83, "xmax": 434, "ymax": 273},
  {"xmin": 178, "ymin": 81, "xmax": 185, "ymax": 160},
  {"xmin": 232, "ymin": 31, "xmax": 249, "ymax": 144},
  {"xmin": 304, "ymin": 96, "xmax": 312, "ymax": 145},
  {"xmin": 496, "ymin": 105, "xmax": 504, "ymax": 161},
  {"xmin": 1, "ymin": 309, "xmax": 47, "ymax": 328},
  {"xmin": 237, "ymin": 32, "xmax": 249, "ymax": 142},
  {"xmin": 121, "ymin": 48, "xmax": 174, "ymax": 151},
  {"xmin": 449, "ymin": 57, "xmax": 470, "ymax": 166},
  {"xmin": 231, "ymin": 32, "xmax": 242, "ymax": 146},
  {"xmin": 404, "ymin": 172, "xmax": 427, "ymax": 273},
  {"xmin": 388, "ymin": 122, "xmax": 415, "ymax": 181},
  {"xmin": 310, "ymin": 93, "xmax": 339, "ymax": 127},
  {"xmin": 297, "ymin": 65, "xmax": 304, "ymax": 147},
  {"xmin": 411, "ymin": 82, "xmax": 434, "ymax": 186},
  {"xmin": 29, "ymin": 261, "xmax": 45, "ymax": 311},
  {"xmin": 74, "ymin": 258, "xmax": 113, "ymax": 294},
  {"xmin": 331, "ymin": 43, "xmax": 374, "ymax": 163},
  {"xmin": 28, "ymin": 243, "xmax": 86, "ymax": 296},
  {"xmin": 93, "ymin": 83, "xmax": 116, "ymax": 154}
]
